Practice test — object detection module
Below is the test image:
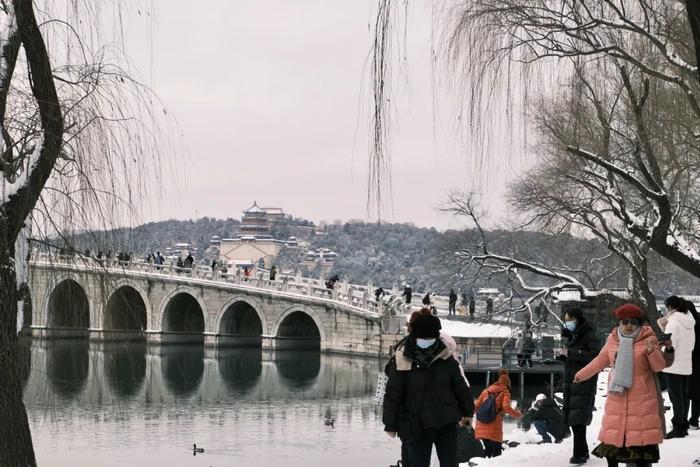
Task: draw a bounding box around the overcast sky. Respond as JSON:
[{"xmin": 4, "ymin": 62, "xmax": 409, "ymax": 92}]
[{"xmin": 120, "ymin": 1, "xmax": 534, "ymax": 230}]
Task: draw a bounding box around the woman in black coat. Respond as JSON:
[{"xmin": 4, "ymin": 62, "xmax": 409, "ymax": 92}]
[
  {"xmin": 556, "ymin": 308, "xmax": 600, "ymax": 465},
  {"xmin": 687, "ymin": 301, "xmax": 700, "ymax": 429},
  {"xmin": 383, "ymin": 314, "xmax": 474, "ymax": 467}
]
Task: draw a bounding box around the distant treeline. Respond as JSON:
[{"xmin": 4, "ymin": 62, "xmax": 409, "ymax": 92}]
[{"xmin": 62, "ymin": 218, "xmax": 699, "ymax": 297}]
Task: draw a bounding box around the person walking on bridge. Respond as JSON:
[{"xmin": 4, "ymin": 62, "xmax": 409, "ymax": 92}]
[{"xmin": 403, "ymin": 285, "xmax": 412, "ymax": 305}]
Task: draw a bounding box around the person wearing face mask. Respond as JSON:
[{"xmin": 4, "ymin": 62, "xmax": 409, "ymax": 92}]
[
  {"xmin": 555, "ymin": 308, "xmax": 600, "ymax": 465},
  {"xmin": 574, "ymin": 304, "xmax": 667, "ymax": 467},
  {"xmin": 383, "ymin": 314, "xmax": 474, "ymax": 467},
  {"xmin": 383, "ymin": 308, "xmax": 471, "ymax": 467}
]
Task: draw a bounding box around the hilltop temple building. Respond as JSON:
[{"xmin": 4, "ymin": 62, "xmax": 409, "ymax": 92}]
[{"xmin": 218, "ymin": 202, "xmax": 291, "ymax": 269}]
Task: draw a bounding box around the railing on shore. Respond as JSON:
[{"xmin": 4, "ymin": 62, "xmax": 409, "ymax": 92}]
[
  {"xmin": 461, "ymin": 345, "xmax": 564, "ymax": 398},
  {"xmin": 461, "ymin": 345, "xmax": 562, "ymax": 370},
  {"xmin": 29, "ymin": 252, "xmax": 412, "ymax": 317}
]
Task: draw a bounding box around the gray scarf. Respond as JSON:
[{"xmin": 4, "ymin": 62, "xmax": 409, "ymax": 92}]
[{"xmin": 609, "ymin": 327, "xmax": 641, "ymax": 394}]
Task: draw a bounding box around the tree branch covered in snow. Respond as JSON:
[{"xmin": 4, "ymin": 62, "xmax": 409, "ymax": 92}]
[
  {"xmin": 370, "ymin": 1, "xmax": 700, "ymax": 283},
  {"xmin": 0, "ymin": 3, "xmax": 175, "ymax": 463},
  {"xmin": 442, "ymin": 191, "xmax": 633, "ymax": 327}
]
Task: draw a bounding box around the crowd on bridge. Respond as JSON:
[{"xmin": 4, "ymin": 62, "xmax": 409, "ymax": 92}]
[{"xmin": 380, "ymin": 296, "xmax": 700, "ymax": 467}]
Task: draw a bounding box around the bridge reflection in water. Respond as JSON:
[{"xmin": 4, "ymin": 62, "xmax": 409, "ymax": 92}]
[
  {"xmin": 22, "ymin": 339, "xmax": 393, "ymax": 467},
  {"xmin": 22, "ymin": 340, "xmax": 377, "ymax": 403}
]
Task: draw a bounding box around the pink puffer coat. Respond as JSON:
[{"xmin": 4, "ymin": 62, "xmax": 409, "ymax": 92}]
[{"xmin": 575, "ymin": 325, "xmax": 666, "ymax": 448}]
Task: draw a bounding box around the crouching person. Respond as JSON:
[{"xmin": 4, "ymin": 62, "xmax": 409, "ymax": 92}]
[
  {"xmin": 522, "ymin": 393, "xmax": 567, "ymax": 444},
  {"xmin": 383, "ymin": 314, "xmax": 474, "ymax": 467}
]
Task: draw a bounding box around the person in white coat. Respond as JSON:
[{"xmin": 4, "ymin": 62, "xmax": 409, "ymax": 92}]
[{"xmin": 660, "ymin": 296, "xmax": 697, "ymax": 438}]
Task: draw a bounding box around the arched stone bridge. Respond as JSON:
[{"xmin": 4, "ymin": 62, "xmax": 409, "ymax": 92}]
[{"xmin": 25, "ymin": 255, "xmax": 404, "ymax": 356}]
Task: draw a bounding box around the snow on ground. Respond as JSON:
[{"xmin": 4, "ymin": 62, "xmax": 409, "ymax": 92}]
[
  {"xmin": 434, "ymin": 315, "xmax": 558, "ymax": 339},
  {"xmin": 439, "ymin": 318, "xmax": 519, "ymax": 338},
  {"xmin": 460, "ymin": 370, "xmax": 700, "ymax": 466}
]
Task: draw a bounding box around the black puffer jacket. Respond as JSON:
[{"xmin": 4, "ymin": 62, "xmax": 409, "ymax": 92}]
[
  {"xmin": 522, "ymin": 398, "xmax": 568, "ymax": 439},
  {"xmin": 689, "ymin": 309, "xmax": 700, "ymax": 399},
  {"xmin": 558, "ymin": 320, "xmax": 599, "ymax": 426},
  {"xmin": 383, "ymin": 339, "xmax": 474, "ymax": 441}
]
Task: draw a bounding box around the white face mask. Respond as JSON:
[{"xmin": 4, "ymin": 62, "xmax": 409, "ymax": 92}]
[{"xmin": 416, "ymin": 338, "xmax": 437, "ymax": 349}]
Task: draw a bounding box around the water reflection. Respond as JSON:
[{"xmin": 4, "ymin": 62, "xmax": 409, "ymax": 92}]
[
  {"xmin": 46, "ymin": 339, "xmax": 89, "ymax": 398},
  {"xmin": 275, "ymin": 350, "xmax": 321, "ymax": 388},
  {"xmin": 24, "ymin": 339, "xmax": 557, "ymax": 466},
  {"xmin": 23, "ymin": 340, "xmax": 411, "ymax": 466},
  {"xmin": 160, "ymin": 345, "xmax": 205, "ymax": 397},
  {"xmin": 217, "ymin": 347, "xmax": 262, "ymax": 394},
  {"xmin": 103, "ymin": 342, "xmax": 147, "ymax": 398}
]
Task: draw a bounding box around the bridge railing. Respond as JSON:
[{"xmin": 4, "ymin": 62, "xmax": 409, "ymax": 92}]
[{"xmin": 29, "ymin": 252, "xmax": 392, "ymax": 316}]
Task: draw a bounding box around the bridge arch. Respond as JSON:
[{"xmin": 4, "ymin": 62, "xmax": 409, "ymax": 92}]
[
  {"xmin": 215, "ymin": 295, "xmax": 267, "ymax": 336},
  {"xmin": 103, "ymin": 280, "xmax": 150, "ymax": 331},
  {"xmin": 158, "ymin": 286, "xmax": 208, "ymax": 336},
  {"xmin": 46, "ymin": 276, "xmax": 90, "ymax": 329},
  {"xmin": 271, "ymin": 306, "xmax": 325, "ymax": 350}
]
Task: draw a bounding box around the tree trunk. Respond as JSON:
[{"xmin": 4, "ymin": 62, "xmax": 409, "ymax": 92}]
[
  {"xmin": 0, "ymin": 238, "xmax": 36, "ymax": 466},
  {"xmin": 630, "ymin": 257, "xmax": 661, "ymax": 333}
]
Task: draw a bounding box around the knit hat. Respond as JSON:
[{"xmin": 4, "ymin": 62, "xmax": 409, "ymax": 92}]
[
  {"xmin": 535, "ymin": 393, "xmax": 546, "ymax": 402},
  {"xmin": 613, "ymin": 303, "xmax": 644, "ymax": 320},
  {"xmin": 411, "ymin": 314, "xmax": 441, "ymax": 338},
  {"xmin": 497, "ymin": 369, "xmax": 511, "ymax": 388}
]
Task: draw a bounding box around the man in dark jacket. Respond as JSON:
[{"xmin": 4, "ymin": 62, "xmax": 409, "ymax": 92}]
[
  {"xmin": 556, "ymin": 308, "xmax": 599, "ymax": 464},
  {"xmin": 383, "ymin": 314, "xmax": 474, "ymax": 467},
  {"xmin": 375, "ymin": 287, "xmax": 385, "ymax": 302},
  {"xmin": 448, "ymin": 289, "xmax": 458, "ymax": 316},
  {"xmin": 522, "ymin": 394, "xmax": 567, "ymax": 443},
  {"xmin": 403, "ymin": 285, "xmax": 412, "ymax": 305}
]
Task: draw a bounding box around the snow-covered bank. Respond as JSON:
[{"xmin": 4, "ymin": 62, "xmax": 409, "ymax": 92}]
[
  {"xmin": 440, "ymin": 319, "xmax": 519, "ymax": 338},
  {"xmin": 433, "ymin": 316, "xmax": 559, "ymax": 339},
  {"xmin": 462, "ymin": 370, "xmax": 699, "ymax": 466}
]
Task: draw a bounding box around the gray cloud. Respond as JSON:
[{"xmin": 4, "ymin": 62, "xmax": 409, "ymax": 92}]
[{"xmin": 123, "ymin": 1, "xmax": 531, "ymax": 230}]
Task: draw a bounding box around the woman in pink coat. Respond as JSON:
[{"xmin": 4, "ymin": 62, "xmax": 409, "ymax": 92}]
[{"xmin": 574, "ymin": 304, "xmax": 667, "ymax": 467}]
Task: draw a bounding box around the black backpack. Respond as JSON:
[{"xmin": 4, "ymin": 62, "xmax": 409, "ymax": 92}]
[{"xmin": 475, "ymin": 390, "xmax": 500, "ymax": 423}]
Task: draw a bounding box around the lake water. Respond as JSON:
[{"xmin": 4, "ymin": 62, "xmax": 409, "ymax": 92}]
[{"xmin": 21, "ymin": 340, "xmax": 546, "ymax": 466}]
